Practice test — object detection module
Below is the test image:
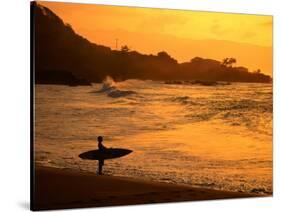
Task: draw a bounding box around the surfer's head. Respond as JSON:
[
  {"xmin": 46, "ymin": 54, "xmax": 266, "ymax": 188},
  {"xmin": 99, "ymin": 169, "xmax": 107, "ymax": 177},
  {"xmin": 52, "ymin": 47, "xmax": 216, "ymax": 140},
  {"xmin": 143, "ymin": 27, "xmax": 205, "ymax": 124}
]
[{"xmin": 97, "ymin": 136, "xmax": 103, "ymax": 142}]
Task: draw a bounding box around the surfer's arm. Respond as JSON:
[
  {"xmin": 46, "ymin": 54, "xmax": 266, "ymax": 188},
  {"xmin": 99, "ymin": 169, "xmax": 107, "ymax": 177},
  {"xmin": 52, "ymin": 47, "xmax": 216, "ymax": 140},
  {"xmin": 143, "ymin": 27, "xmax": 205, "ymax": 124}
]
[
  {"xmin": 99, "ymin": 143, "xmax": 108, "ymax": 151},
  {"xmin": 103, "ymin": 144, "xmax": 108, "ymax": 150}
]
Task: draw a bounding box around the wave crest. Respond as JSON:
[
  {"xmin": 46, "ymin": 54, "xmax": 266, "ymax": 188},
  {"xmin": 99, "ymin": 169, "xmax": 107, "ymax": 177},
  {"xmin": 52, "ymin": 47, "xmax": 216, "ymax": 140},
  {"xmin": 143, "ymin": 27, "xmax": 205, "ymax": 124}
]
[{"xmin": 98, "ymin": 76, "xmax": 137, "ymax": 98}]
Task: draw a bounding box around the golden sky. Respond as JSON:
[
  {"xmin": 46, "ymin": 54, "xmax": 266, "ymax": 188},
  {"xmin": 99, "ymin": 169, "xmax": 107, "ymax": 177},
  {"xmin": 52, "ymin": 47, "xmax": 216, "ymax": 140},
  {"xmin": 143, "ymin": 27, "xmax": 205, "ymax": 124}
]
[{"xmin": 39, "ymin": 1, "xmax": 273, "ymax": 76}]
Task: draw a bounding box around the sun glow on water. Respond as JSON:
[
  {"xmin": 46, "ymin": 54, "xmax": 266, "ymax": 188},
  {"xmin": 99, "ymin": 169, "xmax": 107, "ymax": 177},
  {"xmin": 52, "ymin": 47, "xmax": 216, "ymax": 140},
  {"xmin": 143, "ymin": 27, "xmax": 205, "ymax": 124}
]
[{"xmin": 35, "ymin": 80, "xmax": 272, "ymax": 194}]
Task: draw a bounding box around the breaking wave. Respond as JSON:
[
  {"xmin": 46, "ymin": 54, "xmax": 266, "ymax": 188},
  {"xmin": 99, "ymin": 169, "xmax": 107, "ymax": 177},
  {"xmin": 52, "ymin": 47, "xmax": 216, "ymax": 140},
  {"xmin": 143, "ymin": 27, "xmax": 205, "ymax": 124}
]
[{"xmin": 97, "ymin": 76, "xmax": 137, "ymax": 98}]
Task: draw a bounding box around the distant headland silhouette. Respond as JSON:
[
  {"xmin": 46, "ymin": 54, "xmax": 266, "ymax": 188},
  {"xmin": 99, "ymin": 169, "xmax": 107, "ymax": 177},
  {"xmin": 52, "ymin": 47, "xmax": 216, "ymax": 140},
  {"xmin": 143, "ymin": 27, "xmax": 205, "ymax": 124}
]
[{"xmin": 33, "ymin": 2, "xmax": 272, "ymax": 86}]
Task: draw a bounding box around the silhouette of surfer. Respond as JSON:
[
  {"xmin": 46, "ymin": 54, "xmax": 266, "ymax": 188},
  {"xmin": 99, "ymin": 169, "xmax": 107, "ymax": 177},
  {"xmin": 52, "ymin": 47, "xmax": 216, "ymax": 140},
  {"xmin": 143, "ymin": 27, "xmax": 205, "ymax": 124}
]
[
  {"xmin": 97, "ymin": 136, "xmax": 107, "ymax": 175},
  {"xmin": 78, "ymin": 136, "xmax": 132, "ymax": 175}
]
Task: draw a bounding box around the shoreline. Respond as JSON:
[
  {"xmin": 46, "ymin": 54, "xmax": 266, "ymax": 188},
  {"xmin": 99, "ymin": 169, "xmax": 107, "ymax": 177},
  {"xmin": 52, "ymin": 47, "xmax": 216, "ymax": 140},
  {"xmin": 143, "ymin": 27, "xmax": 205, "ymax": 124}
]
[{"xmin": 33, "ymin": 165, "xmax": 268, "ymax": 210}]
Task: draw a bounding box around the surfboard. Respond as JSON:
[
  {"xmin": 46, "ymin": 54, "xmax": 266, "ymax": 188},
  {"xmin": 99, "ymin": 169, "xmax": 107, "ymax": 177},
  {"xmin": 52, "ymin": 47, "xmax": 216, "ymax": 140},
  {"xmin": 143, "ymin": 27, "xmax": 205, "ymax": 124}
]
[{"xmin": 79, "ymin": 148, "xmax": 132, "ymax": 160}]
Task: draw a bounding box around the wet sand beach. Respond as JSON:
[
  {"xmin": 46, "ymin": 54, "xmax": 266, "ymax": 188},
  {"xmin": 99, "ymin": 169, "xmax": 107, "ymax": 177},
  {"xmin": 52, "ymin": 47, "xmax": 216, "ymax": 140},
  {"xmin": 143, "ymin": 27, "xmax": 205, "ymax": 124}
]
[{"xmin": 33, "ymin": 165, "xmax": 265, "ymax": 210}]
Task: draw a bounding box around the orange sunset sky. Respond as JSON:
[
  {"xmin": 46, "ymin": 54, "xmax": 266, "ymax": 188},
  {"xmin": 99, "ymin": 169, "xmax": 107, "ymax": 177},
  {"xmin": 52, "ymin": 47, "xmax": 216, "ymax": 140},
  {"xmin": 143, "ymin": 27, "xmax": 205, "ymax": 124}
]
[{"xmin": 39, "ymin": 1, "xmax": 273, "ymax": 76}]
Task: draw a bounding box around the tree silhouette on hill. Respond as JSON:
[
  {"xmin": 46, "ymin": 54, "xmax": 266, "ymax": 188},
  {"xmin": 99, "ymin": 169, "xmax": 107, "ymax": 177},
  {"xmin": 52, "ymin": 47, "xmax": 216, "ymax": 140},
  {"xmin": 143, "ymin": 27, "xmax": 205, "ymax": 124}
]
[
  {"xmin": 222, "ymin": 58, "xmax": 237, "ymax": 68},
  {"xmin": 121, "ymin": 45, "xmax": 130, "ymax": 52},
  {"xmin": 32, "ymin": 2, "xmax": 272, "ymax": 85}
]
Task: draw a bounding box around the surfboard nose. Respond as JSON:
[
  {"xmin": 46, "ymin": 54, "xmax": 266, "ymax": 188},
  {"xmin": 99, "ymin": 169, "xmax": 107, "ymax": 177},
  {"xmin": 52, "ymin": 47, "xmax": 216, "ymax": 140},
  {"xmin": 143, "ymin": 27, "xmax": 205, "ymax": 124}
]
[{"xmin": 78, "ymin": 152, "xmax": 88, "ymax": 159}]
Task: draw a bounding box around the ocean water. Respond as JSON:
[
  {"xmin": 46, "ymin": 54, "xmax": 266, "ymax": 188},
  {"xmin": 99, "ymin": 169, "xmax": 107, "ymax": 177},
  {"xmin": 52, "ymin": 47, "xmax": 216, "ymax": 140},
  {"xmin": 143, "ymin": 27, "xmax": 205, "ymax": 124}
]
[{"xmin": 35, "ymin": 78, "xmax": 272, "ymax": 194}]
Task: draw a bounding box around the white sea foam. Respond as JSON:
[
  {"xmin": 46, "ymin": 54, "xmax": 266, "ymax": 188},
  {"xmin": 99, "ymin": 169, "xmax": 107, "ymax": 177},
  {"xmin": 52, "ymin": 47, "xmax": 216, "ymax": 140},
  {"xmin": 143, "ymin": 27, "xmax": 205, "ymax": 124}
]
[{"xmin": 96, "ymin": 76, "xmax": 137, "ymax": 98}]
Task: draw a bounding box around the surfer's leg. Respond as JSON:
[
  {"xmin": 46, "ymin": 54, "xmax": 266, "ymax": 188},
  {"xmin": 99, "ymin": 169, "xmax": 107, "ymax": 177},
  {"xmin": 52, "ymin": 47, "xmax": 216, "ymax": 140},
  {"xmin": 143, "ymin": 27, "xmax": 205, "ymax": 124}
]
[
  {"xmin": 98, "ymin": 160, "xmax": 102, "ymax": 175},
  {"xmin": 100, "ymin": 160, "xmax": 104, "ymax": 175}
]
